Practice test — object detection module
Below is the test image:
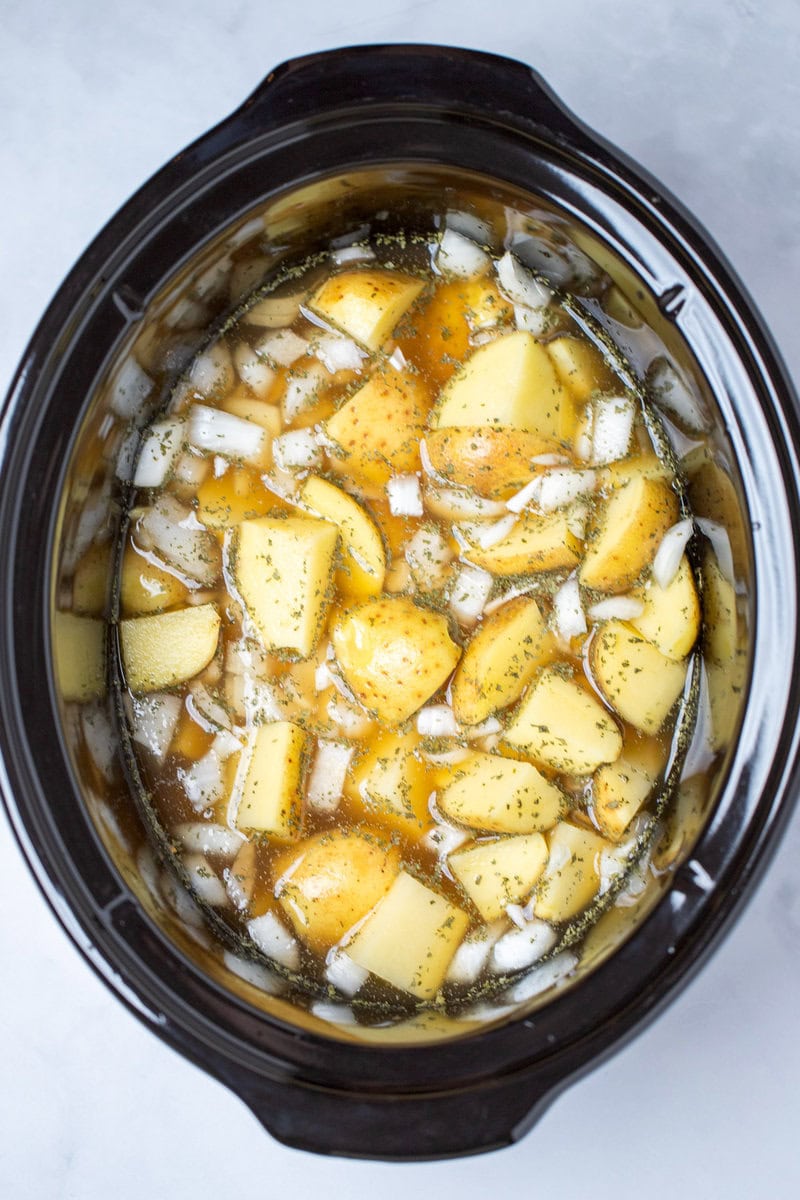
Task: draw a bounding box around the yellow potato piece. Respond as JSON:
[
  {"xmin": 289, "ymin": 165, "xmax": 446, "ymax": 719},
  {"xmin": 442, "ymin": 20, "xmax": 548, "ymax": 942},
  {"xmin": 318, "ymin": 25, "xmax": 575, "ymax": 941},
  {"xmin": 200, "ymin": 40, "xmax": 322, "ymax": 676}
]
[
  {"xmin": 463, "ymin": 509, "xmax": 582, "ymax": 577},
  {"xmin": 580, "ymin": 476, "xmax": 679, "ymax": 593},
  {"xmin": 631, "ymin": 555, "xmax": 700, "ymax": 660},
  {"xmin": 309, "ymin": 269, "xmax": 424, "ymax": 351},
  {"xmin": 346, "ymin": 871, "xmax": 469, "ymax": 1000},
  {"xmin": 197, "ymin": 469, "xmax": 278, "ymax": 530},
  {"xmin": 120, "ymin": 603, "xmax": 220, "ymax": 694},
  {"xmin": 591, "ymin": 620, "xmax": 688, "ymax": 735},
  {"xmin": 299, "ymin": 476, "xmax": 386, "ymax": 599},
  {"xmin": 331, "ymin": 596, "xmax": 460, "ymax": 724},
  {"xmin": 347, "ymin": 732, "xmax": 433, "ymax": 838},
  {"xmin": 325, "ymin": 370, "xmax": 431, "ymax": 491},
  {"xmin": 702, "ymin": 552, "xmax": 738, "ymax": 664},
  {"xmin": 234, "ymin": 516, "xmax": 338, "ymax": 658},
  {"xmin": 437, "ymin": 751, "xmax": 564, "ymax": 834},
  {"xmin": 597, "ymin": 453, "xmax": 672, "ymax": 492},
  {"xmin": 592, "ymin": 739, "xmax": 664, "ymax": 841},
  {"xmin": 72, "ymin": 542, "xmax": 111, "ymax": 616},
  {"xmin": 424, "ymin": 427, "xmax": 555, "ymax": 498},
  {"xmin": 273, "ymin": 828, "xmax": 400, "ymax": 952},
  {"xmin": 397, "ymin": 277, "xmax": 512, "ymax": 388},
  {"xmin": 222, "ymin": 392, "xmax": 281, "ymax": 435},
  {"xmin": 449, "ymin": 833, "xmax": 549, "ymax": 920},
  {"xmin": 433, "ymin": 331, "xmax": 575, "ymax": 444},
  {"xmin": 234, "ymin": 720, "xmax": 306, "ymax": 842},
  {"xmin": 120, "ymin": 546, "xmax": 189, "ymax": 615},
  {"xmin": 534, "ymin": 822, "xmax": 611, "ymax": 922},
  {"xmin": 53, "ymin": 611, "xmax": 106, "ymax": 702},
  {"xmin": 546, "ymin": 335, "xmax": 617, "ymax": 401},
  {"xmin": 504, "ymin": 668, "xmax": 623, "ymax": 775},
  {"xmin": 450, "ymin": 596, "xmax": 555, "ymax": 725}
]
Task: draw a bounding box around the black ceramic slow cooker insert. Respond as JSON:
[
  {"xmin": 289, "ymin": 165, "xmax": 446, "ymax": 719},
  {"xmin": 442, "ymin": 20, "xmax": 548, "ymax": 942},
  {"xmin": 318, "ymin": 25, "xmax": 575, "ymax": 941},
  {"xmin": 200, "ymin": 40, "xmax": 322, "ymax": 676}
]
[{"xmin": 1, "ymin": 45, "xmax": 799, "ymax": 1160}]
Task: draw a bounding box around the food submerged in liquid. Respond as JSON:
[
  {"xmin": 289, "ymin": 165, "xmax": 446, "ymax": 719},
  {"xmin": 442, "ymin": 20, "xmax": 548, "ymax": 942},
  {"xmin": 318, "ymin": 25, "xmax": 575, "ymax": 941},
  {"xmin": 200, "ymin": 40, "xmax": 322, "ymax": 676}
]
[{"xmin": 118, "ymin": 227, "xmax": 701, "ymax": 1013}]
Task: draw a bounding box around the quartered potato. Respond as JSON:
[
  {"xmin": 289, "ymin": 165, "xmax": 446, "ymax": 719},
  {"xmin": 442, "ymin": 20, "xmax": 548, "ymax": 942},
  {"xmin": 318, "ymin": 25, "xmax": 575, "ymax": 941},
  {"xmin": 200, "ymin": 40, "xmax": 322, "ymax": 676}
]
[
  {"xmin": 462, "ymin": 509, "xmax": 582, "ymax": 576},
  {"xmin": 72, "ymin": 542, "xmax": 111, "ymax": 616},
  {"xmin": 598, "ymin": 452, "xmax": 672, "ymax": 492},
  {"xmin": 273, "ymin": 828, "xmax": 400, "ymax": 951},
  {"xmin": 592, "ymin": 738, "xmax": 664, "ymax": 841},
  {"xmin": 120, "ymin": 603, "xmax": 221, "ymax": 693},
  {"xmin": 534, "ymin": 821, "xmax": 612, "ymax": 922},
  {"xmin": 400, "ymin": 277, "xmax": 513, "ymax": 386},
  {"xmin": 424, "ymin": 427, "xmax": 555, "ymax": 498},
  {"xmin": 309, "ymin": 269, "xmax": 424, "ymax": 351},
  {"xmin": 299, "ymin": 476, "xmax": 386, "ymax": 599},
  {"xmin": 53, "ymin": 611, "xmax": 106, "ymax": 702},
  {"xmin": 325, "ymin": 370, "xmax": 430, "ymax": 491},
  {"xmin": 433, "ymin": 331, "xmax": 576, "ymax": 444},
  {"xmin": 449, "ymin": 833, "xmax": 549, "ymax": 921},
  {"xmin": 120, "ymin": 546, "xmax": 189, "ymax": 615},
  {"xmin": 234, "ymin": 720, "xmax": 306, "ymax": 842},
  {"xmin": 331, "ymin": 595, "xmax": 460, "ymax": 724},
  {"xmin": 504, "ymin": 668, "xmax": 623, "ymax": 774},
  {"xmin": 450, "ymin": 596, "xmax": 555, "ymax": 725},
  {"xmin": 546, "ymin": 334, "xmax": 617, "ymax": 401},
  {"xmin": 347, "ymin": 731, "xmax": 433, "ymax": 838},
  {"xmin": 233, "ymin": 516, "xmax": 338, "ymax": 658},
  {"xmin": 437, "ymin": 751, "xmax": 564, "ymax": 834},
  {"xmin": 346, "ymin": 871, "xmax": 470, "ymax": 1000},
  {"xmin": 631, "ymin": 555, "xmax": 700, "ymax": 660},
  {"xmin": 580, "ymin": 476, "xmax": 679, "ymax": 592},
  {"xmin": 702, "ymin": 551, "xmax": 738, "ymax": 664},
  {"xmin": 591, "ymin": 620, "xmax": 688, "ymax": 735}
]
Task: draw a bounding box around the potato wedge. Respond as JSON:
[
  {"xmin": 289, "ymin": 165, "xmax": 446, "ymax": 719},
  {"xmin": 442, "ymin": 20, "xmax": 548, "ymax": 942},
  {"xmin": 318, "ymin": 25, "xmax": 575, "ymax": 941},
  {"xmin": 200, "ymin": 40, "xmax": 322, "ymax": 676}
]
[
  {"xmin": 273, "ymin": 828, "xmax": 400, "ymax": 951},
  {"xmin": 331, "ymin": 596, "xmax": 460, "ymax": 724},
  {"xmin": 702, "ymin": 552, "xmax": 738, "ymax": 664},
  {"xmin": 433, "ymin": 331, "xmax": 575, "ymax": 444},
  {"xmin": 222, "ymin": 392, "xmax": 282, "ymax": 435},
  {"xmin": 324, "ymin": 370, "xmax": 431, "ymax": 492},
  {"xmin": 546, "ymin": 335, "xmax": 617, "ymax": 401},
  {"xmin": 347, "ymin": 732, "xmax": 433, "ymax": 838},
  {"xmin": 450, "ymin": 596, "xmax": 555, "ymax": 725},
  {"xmin": 197, "ymin": 468, "xmax": 278, "ymax": 530},
  {"xmin": 461, "ymin": 509, "xmax": 581, "ymax": 576},
  {"xmin": 299, "ymin": 476, "xmax": 386, "ymax": 599},
  {"xmin": 398, "ymin": 277, "xmax": 512, "ymax": 387},
  {"xmin": 72, "ymin": 543, "xmax": 111, "ymax": 616},
  {"xmin": 591, "ymin": 620, "xmax": 687, "ymax": 735},
  {"xmin": 346, "ymin": 871, "xmax": 469, "ymax": 1000},
  {"xmin": 580, "ymin": 476, "xmax": 679, "ymax": 593},
  {"xmin": 504, "ymin": 668, "xmax": 622, "ymax": 775},
  {"xmin": 597, "ymin": 453, "xmax": 672, "ymax": 492},
  {"xmin": 533, "ymin": 821, "xmax": 611, "ymax": 922},
  {"xmin": 233, "ymin": 720, "xmax": 306, "ymax": 842},
  {"xmin": 592, "ymin": 739, "xmax": 664, "ymax": 841},
  {"xmin": 309, "ymin": 269, "xmax": 424, "ymax": 351},
  {"xmin": 233, "ymin": 516, "xmax": 338, "ymax": 658},
  {"xmin": 120, "ymin": 546, "xmax": 189, "ymax": 616},
  {"xmin": 631, "ymin": 555, "xmax": 700, "ymax": 660},
  {"xmin": 437, "ymin": 751, "xmax": 564, "ymax": 834},
  {"xmin": 120, "ymin": 603, "xmax": 220, "ymax": 693},
  {"xmin": 53, "ymin": 611, "xmax": 106, "ymax": 702},
  {"xmin": 424, "ymin": 427, "xmax": 555, "ymax": 499},
  {"xmin": 449, "ymin": 833, "xmax": 549, "ymax": 921}
]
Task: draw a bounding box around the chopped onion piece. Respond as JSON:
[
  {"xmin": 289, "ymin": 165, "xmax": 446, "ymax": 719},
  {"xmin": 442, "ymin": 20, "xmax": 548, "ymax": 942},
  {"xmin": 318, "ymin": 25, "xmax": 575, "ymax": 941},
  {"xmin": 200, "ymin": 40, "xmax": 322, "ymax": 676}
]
[
  {"xmin": 273, "ymin": 429, "xmax": 322, "ymax": 472},
  {"xmin": 482, "ymin": 583, "xmax": 535, "ymax": 616},
  {"xmin": 183, "ymin": 854, "xmax": 228, "ymax": 906},
  {"xmin": 503, "ymin": 951, "xmax": 578, "ymax": 1003},
  {"xmin": 247, "ymin": 911, "xmax": 300, "ymax": 969},
  {"xmin": 445, "ymin": 209, "xmax": 493, "ymax": 245},
  {"xmin": 223, "ymin": 951, "xmax": 284, "ymax": 994},
  {"xmin": 421, "ymin": 820, "xmax": 470, "ymax": 857},
  {"xmin": 591, "ymin": 395, "xmax": 635, "ymax": 466},
  {"xmin": 246, "ymin": 293, "xmax": 305, "ymax": 329},
  {"xmin": 312, "ymin": 333, "xmax": 366, "ymax": 374},
  {"xmin": 491, "ymin": 921, "xmax": 557, "ymax": 973},
  {"xmin": 420, "ymin": 746, "xmax": 471, "ymax": 766},
  {"xmin": 307, "ymin": 741, "xmax": 354, "ymax": 813},
  {"xmin": 523, "ymin": 469, "xmax": 597, "ymax": 514},
  {"xmin": 315, "ymin": 661, "xmax": 334, "ymax": 692},
  {"xmin": 81, "ymin": 704, "xmax": 116, "ymax": 781},
  {"xmin": 514, "ymin": 304, "xmax": 550, "ymax": 335},
  {"xmin": 505, "ymin": 476, "xmax": 539, "ymax": 514},
  {"xmin": 566, "ymin": 500, "xmax": 590, "ymax": 541},
  {"xmin": 130, "ymin": 694, "xmax": 181, "ymax": 762},
  {"xmin": 325, "ymin": 950, "xmax": 368, "ymax": 997},
  {"xmin": 588, "ymin": 595, "xmax": 645, "ymax": 621},
  {"xmin": 175, "ymin": 823, "xmax": 244, "ymax": 859},
  {"xmin": 326, "ymin": 694, "xmax": 373, "ymax": 739},
  {"xmin": 161, "ymin": 870, "xmax": 205, "ymax": 930},
  {"xmin": 469, "ymin": 512, "xmax": 517, "ymax": 549},
  {"xmin": 173, "ymin": 450, "xmax": 209, "ymax": 487},
  {"xmin": 553, "ymin": 573, "xmax": 586, "ymax": 641},
  {"xmin": 496, "ymin": 251, "xmax": 552, "ymax": 310},
  {"xmin": 188, "ymin": 683, "xmax": 231, "ymax": 732},
  {"xmin": 388, "ymin": 346, "xmax": 408, "ymax": 371},
  {"xmin": 255, "ymin": 328, "xmax": 308, "ymax": 367},
  {"xmin": 331, "ymin": 243, "xmax": 376, "ymax": 266},
  {"xmin": 178, "ymin": 749, "xmax": 225, "ymax": 812},
  {"xmin": 242, "ymin": 676, "xmax": 285, "ymax": 727},
  {"xmin": 311, "ymin": 1001, "xmax": 357, "ymax": 1025},
  {"xmin": 282, "ymin": 361, "xmax": 327, "ymax": 422},
  {"xmin": 187, "ymin": 403, "xmax": 266, "ymax": 463},
  {"xmin": 212, "ymin": 730, "xmax": 243, "ymax": 760},
  {"xmin": 417, "ymin": 705, "xmax": 460, "ymax": 738},
  {"xmin": 387, "ymin": 473, "xmax": 424, "ymax": 516},
  {"xmin": 464, "ymin": 716, "xmax": 502, "ymax": 740},
  {"xmin": 133, "ymin": 418, "xmax": 185, "ymax": 488},
  {"xmin": 140, "ymin": 495, "xmax": 219, "ymax": 585},
  {"xmin": 446, "ymin": 936, "xmax": 493, "ymax": 985},
  {"xmin": 405, "ymin": 524, "xmax": 452, "ymax": 589},
  {"xmin": 111, "ymin": 357, "xmax": 154, "ymax": 419},
  {"xmin": 234, "ymin": 342, "xmax": 276, "ymax": 397},
  {"xmin": 437, "ymin": 229, "xmax": 490, "ymax": 278},
  {"xmin": 424, "ymin": 483, "xmax": 508, "ymax": 521},
  {"xmin": 189, "ymin": 343, "xmax": 234, "ymax": 395},
  {"xmin": 449, "ymin": 564, "xmax": 494, "ymax": 625},
  {"xmin": 652, "ymin": 518, "xmax": 694, "ymax": 589},
  {"xmin": 696, "ymin": 518, "xmax": 735, "ymax": 583},
  {"xmin": 649, "ymin": 359, "xmax": 708, "ymax": 432}
]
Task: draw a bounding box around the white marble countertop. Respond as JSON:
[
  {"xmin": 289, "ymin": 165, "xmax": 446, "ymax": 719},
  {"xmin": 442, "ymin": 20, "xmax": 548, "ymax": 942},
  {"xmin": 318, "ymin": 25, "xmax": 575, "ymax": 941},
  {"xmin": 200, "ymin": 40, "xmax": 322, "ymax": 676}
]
[{"xmin": 2, "ymin": 2, "xmax": 800, "ymax": 1195}]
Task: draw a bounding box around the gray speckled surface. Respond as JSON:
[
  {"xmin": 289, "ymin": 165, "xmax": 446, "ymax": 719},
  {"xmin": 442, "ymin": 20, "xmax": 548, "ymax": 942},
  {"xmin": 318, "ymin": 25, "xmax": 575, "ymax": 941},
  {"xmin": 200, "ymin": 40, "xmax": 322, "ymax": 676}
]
[{"xmin": 2, "ymin": 3, "xmax": 799, "ymax": 1196}]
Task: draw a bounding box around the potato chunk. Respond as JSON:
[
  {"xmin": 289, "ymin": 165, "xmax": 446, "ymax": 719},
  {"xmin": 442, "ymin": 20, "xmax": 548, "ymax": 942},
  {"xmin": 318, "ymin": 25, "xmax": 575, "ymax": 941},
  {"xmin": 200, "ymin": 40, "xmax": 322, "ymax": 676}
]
[
  {"xmin": 400, "ymin": 277, "xmax": 513, "ymax": 387},
  {"xmin": 534, "ymin": 822, "xmax": 611, "ymax": 922},
  {"xmin": 450, "ymin": 597, "xmax": 555, "ymax": 725},
  {"xmin": 72, "ymin": 543, "xmax": 111, "ymax": 616},
  {"xmin": 347, "ymin": 732, "xmax": 433, "ymax": 838},
  {"xmin": 120, "ymin": 603, "xmax": 220, "ymax": 693},
  {"xmin": 437, "ymin": 751, "xmax": 564, "ymax": 834},
  {"xmin": 120, "ymin": 546, "xmax": 189, "ymax": 615},
  {"xmin": 273, "ymin": 828, "xmax": 400, "ymax": 951},
  {"xmin": 309, "ymin": 269, "xmax": 424, "ymax": 351},
  {"xmin": 324, "ymin": 370, "xmax": 430, "ymax": 491},
  {"xmin": 462, "ymin": 510, "xmax": 581, "ymax": 576},
  {"xmin": 590, "ymin": 620, "xmax": 687, "ymax": 735},
  {"xmin": 580, "ymin": 476, "xmax": 679, "ymax": 593},
  {"xmin": 433, "ymin": 331, "xmax": 575, "ymax": 443},
  {"xmin": 504, "ymin": 668, "xmax": 622, "ymax": 775},
  {"xmin": 234, "ymin": 720, "xmax": 306, "ymax": 842},
  {"xmin": 703, "ymin": 552, "xmax": 738, "ymax": 664},
  {"xmin": 631, "ymin": 555, "xmax": 700, "ymax": 660},
  {"xmin": 233, "ymin": 516, "xmax": 338, "ymax": 658},
  {"xmin": 54, "ymin": 611, "xmax": 106, "ymax": 701},
  {"xmin": 346, "ymin": 871, "xmax": 469, "ymax": 1000},
  {"xmin": 546, "ymin": 335, "xmax": 616, "ymax": 401},
  {"xmin": 424, "ymin": 427, "xmax": 555, "ymax": 499},
  {"xmin": 331, "ymin": 596, "xmax": 460, "ymax": 724},
  {"xmin": 299, "ymin": 476, "xmax": 386, "ymax": 599},
  {"xmin": 449, "ymin": 833, "xmax": 549, "ymax": 920},
  {"xmin": 592, "ymin": 740, "xmax": 663, "ymax": 841}
]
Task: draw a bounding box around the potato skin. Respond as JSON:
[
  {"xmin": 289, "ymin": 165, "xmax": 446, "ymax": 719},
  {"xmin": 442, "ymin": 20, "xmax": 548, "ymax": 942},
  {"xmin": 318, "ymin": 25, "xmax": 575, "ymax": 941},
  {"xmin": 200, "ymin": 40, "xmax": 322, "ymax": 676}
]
[
  {"xmin": 324, "ymin": 370, "xmax": 431, "ymax": 492},
  {"xmin": 590, "ymin": 620, "xmax": 688, "ymax": 735},
  {"xmin": 504, "ymin": 667, "xmax": 623, "ymax": 775},
  {"xmin": 424, "ymin": 427, "xmax": 555, "ymax": 498},
  {"xmin": 120, "ymin": 603, "xmax": 220, "ymax": 694}
]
